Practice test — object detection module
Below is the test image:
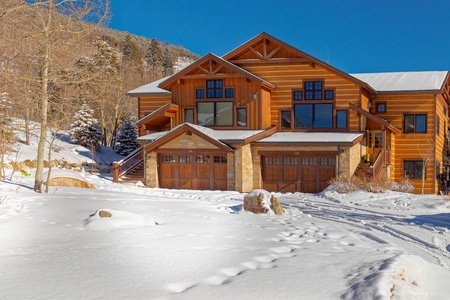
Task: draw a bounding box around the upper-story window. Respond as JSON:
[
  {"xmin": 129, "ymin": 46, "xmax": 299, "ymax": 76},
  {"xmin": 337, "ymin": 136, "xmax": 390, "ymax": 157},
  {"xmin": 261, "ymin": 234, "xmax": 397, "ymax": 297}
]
[
  {"xmin": 207, "ymin": 80, "xmax": 223, "ymax": 98},
  {"xmin": 376, "ymin": 103, "xmax": 386, "ymax": 113},
  {"xmin": 196, "ymin": 89, "xmax": 205, "ymax": 99},
  {"xmin": 294, "ymin": 103, "xmax": 333, "ymax": 129},
  {"xmin": 293, "ymin": 90, "xmax": 303, "ymax": 100},
  {"xmin": 197, "ymin": 101, "xmax": 233, "ymax": 127},
  {"xmin": 404, "ymin": 114, "xmax": 427, "ymax": 133},
  {"xmin": 305, "ymin": 81, "xmax": 322, "ymax": 100}
]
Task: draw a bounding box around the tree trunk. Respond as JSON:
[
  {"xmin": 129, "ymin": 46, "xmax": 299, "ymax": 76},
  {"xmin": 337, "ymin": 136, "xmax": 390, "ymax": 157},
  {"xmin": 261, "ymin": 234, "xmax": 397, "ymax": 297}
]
[{"xmin": 34, "ymin": 4, "xmax": 52, "ymax": 193}]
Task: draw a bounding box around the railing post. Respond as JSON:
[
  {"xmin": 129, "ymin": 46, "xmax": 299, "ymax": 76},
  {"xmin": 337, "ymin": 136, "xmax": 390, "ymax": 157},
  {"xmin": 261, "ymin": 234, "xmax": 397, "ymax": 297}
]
[{"xmin": 112, "ymin": 162, "xmax": 119, "ymax": 183}]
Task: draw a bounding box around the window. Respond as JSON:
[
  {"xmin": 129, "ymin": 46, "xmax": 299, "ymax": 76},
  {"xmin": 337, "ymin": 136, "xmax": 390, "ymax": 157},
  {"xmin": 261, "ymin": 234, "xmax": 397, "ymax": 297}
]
[
  {"xmin": 225, "ymin": 88, "xmax": 234, "ymax": 98},
  {"xmin": 283, "ymin": 158, "xmax": 298, "ymax": 165},
  {"xmin": 293, "ymin": 90, "xmax": 303, "ymax": 100},
  {"xmin": 179, "ymin": 155, "xmax": 192, "ymax": 163},
  {"xmin": 184, "ymin": 109, "xmax": 194, "ymax": 124},
  {"xmin": 281, "ymin": 110, "xmax": 291, "ymax": 129},
  {"xmin": 197, "ymin": 101, "xmax": 233, "ymax": 127},
  {"xmin": 404, "ymin": 160, "xmax": 425, "ymax": 179},
  {"xmin": 162, "ymin": 155, "xmax": 175, "ymax": 163},
  {"xmin": 324, "ymin": 90, "xmax": 334, "ymax": 100},
  {"xmin": 294, "ymin": 103, "xmax": 333, "ymax": 129},
  {"xmin": 196, "ymin": 89, "xmax": 204, "ymax": 99},
  {"xmin": 437, "ymin": 116, "xmax": 440, "ymax": 136},
  {"xmin": 305, "ymin": 81, "xmax": 323, "ymax": 100},
  {"xmin": 206, "ymin": 80, "xmax": 223, "ymax": 98},
  {"xmin": 404, "ymin": 114, "xmax": 427, "ymax": 133},
  {"xmin": 236, "ymin": 108, "xmax": 247, "ymax": 127},
  {"xmin": 196, "ymin": 155, "xmax": 210, "ymax": 163},
  {"xmin": 436, "ymin": 161, "xmax": 441, "ymax": 180},
  {"xmin": 214, "ymin": 156, "xmax": 227, "ymax": 163},
  {"xmin": 301, "ymin": 158, "xmax": 317, "ymax": 165},
  {"xmin": 376, "ymin": 103, "xmax": 386, "ymax": 113},
  {"xmin": 320, "ymin": 158, "xmax": 335, "ymax": 166},
  {"xmin": 265, "ymin": 157, "xmax": 279, "ymax": 165},
  {"xmin": 336, "ymin": 110, "xmax": 348, "ymax": 129}
]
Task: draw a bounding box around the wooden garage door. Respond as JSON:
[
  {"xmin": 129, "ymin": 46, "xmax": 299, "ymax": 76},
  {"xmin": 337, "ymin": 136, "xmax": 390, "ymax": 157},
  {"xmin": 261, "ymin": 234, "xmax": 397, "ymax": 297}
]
[
  {"xmin": 159, "ymin": 154, "xmax": 227, "ymax": 190},
  {"xmin": 262, "ymin": 155, "xmax": 336, "ymax": 193}
]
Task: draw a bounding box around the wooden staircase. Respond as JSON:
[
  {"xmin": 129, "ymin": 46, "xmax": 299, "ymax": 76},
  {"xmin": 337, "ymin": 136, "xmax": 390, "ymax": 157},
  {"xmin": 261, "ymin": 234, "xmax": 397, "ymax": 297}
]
[
  {"xmin": 120, "ymin": 161, "xmax": 145, "ymax": 182},
  {"xmin": 355, "ymin": 162, "xmax": 372, "ymax": 181}
]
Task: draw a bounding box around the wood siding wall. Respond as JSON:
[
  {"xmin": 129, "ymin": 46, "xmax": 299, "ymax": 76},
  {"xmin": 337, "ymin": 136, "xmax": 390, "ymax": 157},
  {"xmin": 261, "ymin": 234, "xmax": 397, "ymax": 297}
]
[
  {"xmin": 372, "ymin": 94, "xmax": 443, "ymax": 194},
  {"xmin": 239, "ymin": 63, "xmax": 362, "ymax": 129},
  {"xmin": 138, "ymin": 96, "xmax": 171, "ymax": 120}
]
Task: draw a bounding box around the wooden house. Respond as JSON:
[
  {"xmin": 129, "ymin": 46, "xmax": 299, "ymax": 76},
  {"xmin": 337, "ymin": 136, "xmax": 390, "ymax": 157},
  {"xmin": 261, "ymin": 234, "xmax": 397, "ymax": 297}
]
[{"xmin": 114, "ymin": 32, "xmax": 450, "ymax": 194}]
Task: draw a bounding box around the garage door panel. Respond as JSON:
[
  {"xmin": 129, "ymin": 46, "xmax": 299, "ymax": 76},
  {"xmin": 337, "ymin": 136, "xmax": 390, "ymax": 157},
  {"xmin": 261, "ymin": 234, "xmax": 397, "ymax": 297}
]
[
  {"xmin": 262, "ymin": 155, "xmax": 335, "ymax": 193},
  {"xmin": 213, "ymin": 165, "xmax": 227, "ymax": 190},
  {"xmin": 179, "ymin": 165, "xmax": 193, "ymax": 179}
]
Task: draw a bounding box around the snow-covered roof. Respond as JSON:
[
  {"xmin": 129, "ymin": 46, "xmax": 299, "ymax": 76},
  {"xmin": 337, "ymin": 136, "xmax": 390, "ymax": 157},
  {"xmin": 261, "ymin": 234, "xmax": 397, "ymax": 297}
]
[
  {"xmin": 137, "ymin": 123, "xmax": 265, "ymax": 144},
  {"xmin": 127, "ymin": 76, "xmax": 172, "ymax": 96},
  {"xmin": 351, "ymin": 71, "xmax": 448, "ymax": 93},
  {"xmin": 257, "ymin": 132, "xmax": 363, "ymax": 144}
]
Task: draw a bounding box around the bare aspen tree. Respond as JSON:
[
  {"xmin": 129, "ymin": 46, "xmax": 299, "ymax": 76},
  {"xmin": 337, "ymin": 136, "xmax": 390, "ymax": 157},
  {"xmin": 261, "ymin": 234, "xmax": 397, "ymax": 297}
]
[{"xmin": 0, "ymin": 0, "xmax": 110, "ymax": 192}]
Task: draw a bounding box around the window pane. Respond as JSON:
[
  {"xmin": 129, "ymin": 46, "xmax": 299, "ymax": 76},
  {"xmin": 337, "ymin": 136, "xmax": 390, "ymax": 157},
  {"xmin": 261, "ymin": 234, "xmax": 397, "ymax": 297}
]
[
  {"xmin": 236, "ymin": 108, "xmax": 247, "ymax": 127},
  {"xmin": 293, "ymin": 91, "xmax": 302, "ymax": 100},
  {"xmin": 336, "ymin": 110, "xmax": 347, "ymax": 129},
  {"xmin": 196, "ymin": 89, "xmax": 204, "ymax": 99},
  {"xmin": 324, "ymin": 90, "xmax": 334, "ymax": 100},
  {"xmin": 225, "ymin": 88, "xmax": 234, "ymax": 98},
  {"xmin": 215, "ymin": 89, "xmax": 223, "ymax": 98},
  {"xmin": 294, "ymin": 104, "xmax": 313, "ymax": 128},
  {"xmin": 314, "ymin": 103, "xmax": 333, "ymax": 128},
  {"xmin": 197, "ymin": 102, "xmax": 214, "ymax": 126},
  {"xmin": 216, "ymin": 102, "xmax": 233, "ymax": 126},
  {"xmin": 416, "ymin": 115, "xmax": 427, "ymax": 133},
  {"xmin": 377, "ymin": 103, "xmax": 386, "ymax": 113},
  {"xmin": 184, "ymin": 109, "xmax": 194, "ymax": 124},
  {"xmin": 281, "ymin": 110, "xmax": 291, "ymax": 129},
  {"xmin": 404, "ymin": 115, "xmax": 415, "ymax": 133}
]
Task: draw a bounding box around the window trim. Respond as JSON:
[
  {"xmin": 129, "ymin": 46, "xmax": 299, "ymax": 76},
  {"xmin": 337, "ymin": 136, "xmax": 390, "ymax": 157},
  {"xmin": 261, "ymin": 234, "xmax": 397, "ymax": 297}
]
[
  {"xmin": 403, "ymin": 159, "xmax": 426, "ymax": 179},
  {"xmin": 304, "ymin": 80, "xmax": 323, "ymax": 100},
  {"xmin": 404, "ymin": 113, "xmax": 427, "ymax": 133},
  {"xmin": 376, "ymin": 102, "xmax": 387, "ymax": 113}
]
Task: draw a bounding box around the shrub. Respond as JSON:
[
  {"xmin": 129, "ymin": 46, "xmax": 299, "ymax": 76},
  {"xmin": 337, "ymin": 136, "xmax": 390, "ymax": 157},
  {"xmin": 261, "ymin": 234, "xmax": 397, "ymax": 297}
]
[{"xmin": 328, "ymin": 174, "xmax": 362, "ymax": 193}]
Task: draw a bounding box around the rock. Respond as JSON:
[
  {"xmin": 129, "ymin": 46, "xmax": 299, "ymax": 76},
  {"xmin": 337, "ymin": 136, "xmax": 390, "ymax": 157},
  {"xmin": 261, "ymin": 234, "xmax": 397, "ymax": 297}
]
[
  {"xmin": 243, "ymin": 189, "xmax": 284, "ymax": 215},
  {"xmin": 99, "ymin": 210, "xmax": 112, "ymax": 218}
]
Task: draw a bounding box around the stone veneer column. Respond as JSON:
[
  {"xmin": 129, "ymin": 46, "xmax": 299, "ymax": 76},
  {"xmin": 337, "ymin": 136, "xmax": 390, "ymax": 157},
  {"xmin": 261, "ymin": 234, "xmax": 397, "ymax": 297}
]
[{"xmin": 145, "ymin": 151, "xmax": 158, "ymax": 188}]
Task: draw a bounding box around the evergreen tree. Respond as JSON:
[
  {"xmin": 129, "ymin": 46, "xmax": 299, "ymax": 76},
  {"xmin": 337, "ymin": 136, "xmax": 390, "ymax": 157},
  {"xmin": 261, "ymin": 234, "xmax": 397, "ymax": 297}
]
[
  {"xmin": 69, "ymin": 104, "xmax": 103, "ymax": 151},
  {"xmin": 114, "ymin": 118, "xmax": 138, "ymax": 156}
]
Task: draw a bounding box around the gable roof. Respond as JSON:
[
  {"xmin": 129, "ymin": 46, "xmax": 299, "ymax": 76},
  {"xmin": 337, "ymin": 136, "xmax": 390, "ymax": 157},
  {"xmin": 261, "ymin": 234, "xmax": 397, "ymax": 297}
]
[
  {"xmin": 136, "ymin": 102, "xmax": 179, "ymax": 129},
  {"xmin": 127, "ymin": 76, "xmax": 172, "ymax": 96},
  {"xmin": 223, "ymin": 32, "xmax": 376, "ymax": 94},
  {"xmin": 351, "ymin": 71, "xmax": 449, "ymax": 93},
  {"xmin": 158, "ymin": 53, "xmax": 276, "ymax": 91},
  {"xmin": 138, "ymin": 123, "xmax": 277, "ymax": 148}
]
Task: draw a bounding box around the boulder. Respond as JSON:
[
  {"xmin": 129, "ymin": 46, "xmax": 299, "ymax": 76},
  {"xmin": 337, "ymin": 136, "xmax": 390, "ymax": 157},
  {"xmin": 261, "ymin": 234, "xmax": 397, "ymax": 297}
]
[
  {"xmin": 243, "ymin": 189, "xmax": 284, "ymax": 215},
  {"xmin": 99, "ymin": 210, "xmax": 112, "ymax": 218}
]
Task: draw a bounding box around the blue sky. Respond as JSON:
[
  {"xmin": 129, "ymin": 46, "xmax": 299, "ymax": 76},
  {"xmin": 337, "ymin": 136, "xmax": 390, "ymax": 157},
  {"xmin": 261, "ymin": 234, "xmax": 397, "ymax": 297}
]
[{"xmin": 109, "ymin": 0, "xmax": 450, "ymax": 73}]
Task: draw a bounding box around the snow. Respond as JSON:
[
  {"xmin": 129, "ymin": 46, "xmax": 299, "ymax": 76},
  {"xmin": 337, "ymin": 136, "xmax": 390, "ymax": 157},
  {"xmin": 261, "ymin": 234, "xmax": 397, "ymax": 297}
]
[
  {"xmin": 257, "ymin": 131, "xmax": 363, "ymax": 144},
  {"xmin": 351, "ymin": 71, "xmax": 448, "ymax": 93},
  {"xmin": 2, "ymin": 132, "xmax": 450, "ymax": 299}
]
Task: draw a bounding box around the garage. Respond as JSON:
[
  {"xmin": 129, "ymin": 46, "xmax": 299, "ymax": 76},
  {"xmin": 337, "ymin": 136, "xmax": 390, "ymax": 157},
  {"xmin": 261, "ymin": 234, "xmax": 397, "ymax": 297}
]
[
  {"xmin": 159, "ymin": 153, "xmax": 227, "ymax": 190},
  {"xmin": 262, "ymin": 155, "xmax": 336, "ymax": 193}
]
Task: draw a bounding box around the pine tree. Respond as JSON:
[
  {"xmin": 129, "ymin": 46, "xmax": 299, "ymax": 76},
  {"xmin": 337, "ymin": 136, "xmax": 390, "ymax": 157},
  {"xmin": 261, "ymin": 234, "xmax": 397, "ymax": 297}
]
[
  {"xmin": 69, "ymin": 104, "xmax": 103, "ymax": 151},
  {"xmin": 114, "ymin": 118, "xmax": 138, "ymax": 156}
]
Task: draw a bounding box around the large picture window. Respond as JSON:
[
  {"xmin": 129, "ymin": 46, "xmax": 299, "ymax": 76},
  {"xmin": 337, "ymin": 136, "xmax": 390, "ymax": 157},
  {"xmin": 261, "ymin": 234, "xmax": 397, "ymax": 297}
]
[
  {"xmin": 404, "ymin": 114, "xmax": 427, "ymax": 133},
  {"xmin": 197, "ymin": 101, "xmax": 233, "ymax": 127},
  {"xmin": 404, "ymin": 160, "xmax": 425, "ymax": 179},
  {"xmin": 294, "ymin": 103, "xmax": 333, "ymax": 129}
]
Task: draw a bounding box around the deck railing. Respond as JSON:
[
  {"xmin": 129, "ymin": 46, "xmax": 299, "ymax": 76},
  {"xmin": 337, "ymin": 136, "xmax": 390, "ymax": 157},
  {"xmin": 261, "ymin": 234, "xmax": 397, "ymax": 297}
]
[
  {"xmin": 370, "ymin": 148, "xmax": 386, "ymax": 179},
  {"xmin": 112, "ymin": 147, "xmax": 144, "ymax": 183}
]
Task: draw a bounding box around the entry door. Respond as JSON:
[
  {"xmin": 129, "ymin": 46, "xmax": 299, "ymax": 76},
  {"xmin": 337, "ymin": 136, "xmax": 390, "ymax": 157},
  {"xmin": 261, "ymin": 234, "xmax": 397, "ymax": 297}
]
[{"xmin": 369, "ymin": 131, "xmax": 383, "ymax": 161}]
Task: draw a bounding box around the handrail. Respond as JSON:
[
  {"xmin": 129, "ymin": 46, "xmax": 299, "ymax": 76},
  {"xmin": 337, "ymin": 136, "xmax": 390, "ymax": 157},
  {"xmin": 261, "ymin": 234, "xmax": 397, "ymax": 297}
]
[
  {"xmin": 370, "ymin": 148, "xmax": 386, "ymax": 179},
  {"xmin": 112, "ymin": 147, "xmax": 144, "ymax": 183}
]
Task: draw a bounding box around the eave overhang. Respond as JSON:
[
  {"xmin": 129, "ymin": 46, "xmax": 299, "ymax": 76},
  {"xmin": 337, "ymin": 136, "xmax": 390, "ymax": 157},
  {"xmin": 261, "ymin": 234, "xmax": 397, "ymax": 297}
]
[
  {"xmin": 136, "ymin": 102, "xmax": 179, "ymax": 129},
  {"xmin": 349, "ymin": 103, "xmax": 401, "ymax": 134}
]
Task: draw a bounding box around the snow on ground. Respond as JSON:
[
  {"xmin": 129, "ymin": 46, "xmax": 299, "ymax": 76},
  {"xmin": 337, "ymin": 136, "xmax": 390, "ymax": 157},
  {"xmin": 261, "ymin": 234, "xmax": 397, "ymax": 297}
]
[{"xmin": 1, "ymin": 131, "xmax": 450, "ymax": 299}]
